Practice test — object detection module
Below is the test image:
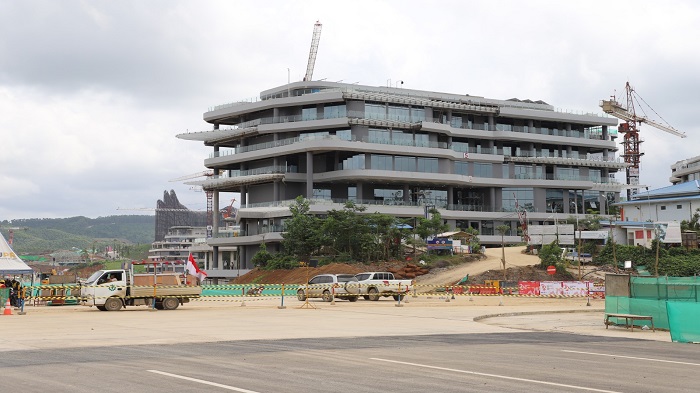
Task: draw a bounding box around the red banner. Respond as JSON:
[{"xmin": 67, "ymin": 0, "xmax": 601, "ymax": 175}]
[{"xmin": 518, "ymin": 281, "xmax": 540, "ymax": 295}]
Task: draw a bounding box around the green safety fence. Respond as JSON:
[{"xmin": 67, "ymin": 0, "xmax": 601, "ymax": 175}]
[
  {"xmin": 667, "ymin": 301, "xmax": 700, "ymax": 343},
  {"xmin": 631, "ymin": 276, "xmax": 700, "ymax": 301},
  {"xmin": 202, "ymin": 284, "xmax": 300, "ymax": 297},
  {"xmin": 0, "ymin": 287, "xmax": 8, "ymax": 307},
  {"xmin": 607, "ymin": 276, "xmax": 700, "ymax": 333}
]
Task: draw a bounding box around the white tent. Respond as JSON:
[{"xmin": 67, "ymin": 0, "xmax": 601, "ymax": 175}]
[{"xmin": 0, "ymin": 232, "xmax": 33, "ymax": 275}]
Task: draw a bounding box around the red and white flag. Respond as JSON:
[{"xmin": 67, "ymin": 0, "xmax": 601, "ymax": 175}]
[{"xmin": 186, "ymin": 253, "xmax": 207, "ymax": 283}]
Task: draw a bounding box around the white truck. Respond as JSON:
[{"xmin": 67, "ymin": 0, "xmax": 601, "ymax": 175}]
[
  {"xmin": 80, "ymin": 263, "xmax": 202, "ymax": 311},
  {"xmin": 353, "ymin": 272, "xmax": 413, "ymax": 301}
]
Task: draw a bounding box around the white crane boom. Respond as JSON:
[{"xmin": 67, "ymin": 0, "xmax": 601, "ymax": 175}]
[
  {"xmin": 600, "ymin": 99, "xmax": 686, "ymax": 138},
  {"xmin": 303, "ymin": 21, "xmax": 322, "ymax": 82}
]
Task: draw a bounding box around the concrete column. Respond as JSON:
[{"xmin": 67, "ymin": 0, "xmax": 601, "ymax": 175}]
[
  {"xmin": 527, "ymin": 120, "xmax": 534, "ymax": 133},
  {"xmin": 602, "ymin": 125, "xmax": 608, "ymax": 140},
  {"xmin": 306, "ymin": 151, "xmax": 313, "ymax": 198},
  {"xmin": 447, "ymin": 185, "xmax": 454, "ymax": 206},
  {"xmin": 489, "ymin": 188, "xmax": 496, "ymax": 211},
  {"xmin": 563, "ymin": 189, "xmax": 570, "ymax": 214},
  {"xmin": 273, "ymin": 107, "xmax": 279, "ymax": 123},
  {"xmin": 240, "ymin": 185, "xmax": 247, "ymax": 205},
  {"xmin": 214, "ymin": 123, "xmax": 219, "ymax": 130},
  {"xmin": 488, "ymin": 115, "xmax": 495, "ymax": 131},
  {"xmin": 565, "ymin": 123, "xmax": 572, "ymax": 137},
  {"xmin": 356, "ymin": 182, "xmax": 363, "ymax": 201},
  {"xmin": 403, "ymin": 184, "xmax": 410, "ymax": 203},
  {"xmin": 240, "ymin": 246, "xmax": 247, "ymax": 269},
  {"xmin": 273, "ymin": 181, "xmax": 279, "ymax": 202}
]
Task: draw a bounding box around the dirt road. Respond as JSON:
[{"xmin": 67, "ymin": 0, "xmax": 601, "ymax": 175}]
[{"xmin": 416, "ymin": 245, "xmax": 540, "ymax": 286}]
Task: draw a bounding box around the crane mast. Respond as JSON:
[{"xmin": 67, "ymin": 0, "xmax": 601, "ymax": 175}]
[
  {"xmin": 303, "ymin": 21, "xmax": 322, "ymax": 82},
  {"xmin": 600, "ymin": 82, "xmax": 686, "ymax": 199}
]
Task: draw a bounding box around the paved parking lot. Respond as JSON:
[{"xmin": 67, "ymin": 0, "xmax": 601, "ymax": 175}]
[{"xmin": 0, "ymin": 294, "xmax": 669, "ymax": 352}]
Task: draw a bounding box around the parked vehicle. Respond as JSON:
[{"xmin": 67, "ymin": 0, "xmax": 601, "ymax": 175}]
[
  {"xmin": 353, "ymin": 272, "xmax": 413, "ymax": 301},
  {"xmin": 80, "ymin": 261, "xmax": 202, "ymax": 311},
  {"xmin": 297, "ymin": 274, "xmax": 359, "ymax": 302}
]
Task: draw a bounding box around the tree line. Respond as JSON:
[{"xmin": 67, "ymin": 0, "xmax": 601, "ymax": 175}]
[{"xmin": 252, "ymin": 196, "xmax": 481, "ymax": 269}]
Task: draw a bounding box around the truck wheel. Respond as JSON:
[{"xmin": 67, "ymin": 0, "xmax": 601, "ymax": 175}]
[
  {"xmin": 322, "ymin": 290, "xmax": 332, "ymax": 302},
  {"xmin": 297, "ymin": 290, "xmax": 306, "ymax": 301},
  {"xmin": 162, "ymin": 297, "xmax": 179, "ymax": 310},
  {"xmin": 368, "ymin": 288, "xmax": 379, "ymax": 301},
  {"xmin": 104, "ymin": 297, "xmax": 122, "ymax": 311},
  {"xmin": 155, "ymin": 302, "xmax": 164, "ymax": 310},
  {"xmin": 393, "ymin": 294, "xmax": 403, "ymax": 301},
  {"xmin": 348, "ymin": 296, "xmax": 358, "ymax": 302},
  {"xmin": 363, "ymin": 295, "xmax": 369, "ymax": 300}
]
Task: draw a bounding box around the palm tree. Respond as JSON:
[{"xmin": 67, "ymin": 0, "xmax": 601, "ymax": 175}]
[{"xmin": 496, "ymin": 225, "xmax": 511, "ymax": 280}]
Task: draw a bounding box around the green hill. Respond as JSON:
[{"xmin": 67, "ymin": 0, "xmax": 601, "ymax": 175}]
[{"xmin": 1, "ymin": 215, "xmax": 154, "ymax": 254}]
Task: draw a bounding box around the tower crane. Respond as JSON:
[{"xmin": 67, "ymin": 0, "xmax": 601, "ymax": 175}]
[
  {"xmin": 0, "ymin": 226, "xmax": 27, "ymax": 246},
  {"xmin": 600, "ymin": 82, "xmax": 686, "ymax": 199},
  {"xmin": 303, "ymin": 21, "xmax": 322, "ymax": 82}
]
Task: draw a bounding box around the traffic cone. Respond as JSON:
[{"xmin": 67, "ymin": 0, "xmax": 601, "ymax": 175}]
[{"xmin": 3, "ymin": 298, "xmax": 12, "ymax": 316}]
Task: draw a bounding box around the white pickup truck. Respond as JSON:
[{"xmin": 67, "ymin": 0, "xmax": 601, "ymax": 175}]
[
  {"xmin": 80, "ymin": 263, "xmax": 202, "ymax": 311},
  {"xmin": 353, "ymin": 272, "xmax": 413, "ymax": 301}
]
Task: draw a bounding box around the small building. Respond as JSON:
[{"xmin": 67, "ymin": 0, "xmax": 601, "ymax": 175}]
[{"xmin": 616, "ymin": 181, "xmax": 700, "ymax": 223}]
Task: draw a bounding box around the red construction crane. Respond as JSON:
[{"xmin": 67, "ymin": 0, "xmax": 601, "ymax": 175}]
[
  {"xmin": 600, "ymin": 82, "xmax": 686, "ymax": 199},
  {"xmin": 0, "ymin": 226, "xmax": 27, "ymax": 246}
]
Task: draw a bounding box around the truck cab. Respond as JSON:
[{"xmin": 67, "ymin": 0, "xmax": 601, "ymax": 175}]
[{"xmin": 81, "ymin": 269, "xmax": 128, "ymax": 311}]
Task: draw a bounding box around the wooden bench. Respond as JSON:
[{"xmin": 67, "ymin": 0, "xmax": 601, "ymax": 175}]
[{"xmin": 605, "ymin": 313, "xmax": 654, "ymax": 332}]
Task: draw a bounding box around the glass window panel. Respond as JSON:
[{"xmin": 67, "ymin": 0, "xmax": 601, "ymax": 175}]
[
  {"xmin": 452, "ymin": 141, "xmax": 469, "ymax": 153},
  {"xmin": 313, "ymin": 189, "xmax": 331, "ymax": 199},
  {"xmin": 365, "ymin": 103, "xmax": 386, "ymax": 120},
  {"xmin": 546, "ymin": 189, "xmax": 564, "ymax": 213},
  {"xmin": 417, "ymin": 158, "xmax": 438, "ymax": 173},
  {"xmin": 323, "ymin": 104, "xmax": 346, "ymax": 119},
  {"xmin": 502, "ymin": 188, "xmax": 534, "ymax": 212},
  {"xmin": 371, "ymin": 155, "xmax": 392, "ymax": 170},
  {"xmin": 411, "ymin": 108, "xmax": 425, "ymax": 122},
  {"xmin": 336, "ymin": 129, "xmax": 352, "ymax": 141},
  {"xmin": 455, "ymin": 161, "xmax": 469, "ymax": 175},
  {"xmin": 302, "ymin": 107, "xmax": 316, "ymax": 121},
  {"xmin": 395, "ymin": 156, "xmax": 416, "ymax": 172},
  {"xmin": 474, "ymin": 163, "xmax": 492, "ymax": 177},
  {"xmin": 369, "ymin": 128, "xmax": 390, "ymax": 143}
]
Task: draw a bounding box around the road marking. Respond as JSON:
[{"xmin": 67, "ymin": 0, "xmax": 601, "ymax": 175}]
[
  {"xmin": 147, "ymin": 370, "xmax": 261, "ymax": 392},
  {"xmin": 562, "ymin": 350, "xmax": 700, "ymax": 366},
  {"xmin": 370, "ymin": 358, "xmax": 621, "ymax": 393}
]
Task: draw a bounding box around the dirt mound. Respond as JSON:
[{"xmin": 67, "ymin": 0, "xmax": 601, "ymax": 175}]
[{"xmin": 468, "ymin": 265, "xmax": 573, "ymax": 284}]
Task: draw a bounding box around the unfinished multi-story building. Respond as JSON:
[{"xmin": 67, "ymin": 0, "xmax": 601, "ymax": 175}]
[{"xmin": 178, "ymin": 81, "xmax": 623, "ymax": 267}]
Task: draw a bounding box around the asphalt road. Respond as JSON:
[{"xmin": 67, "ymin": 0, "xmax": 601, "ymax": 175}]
[{"xmin": 3, "ymin": 333, "xmax": 698, "ymax": 393}]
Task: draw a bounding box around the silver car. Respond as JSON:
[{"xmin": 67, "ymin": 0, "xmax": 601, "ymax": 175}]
[{"xmin": 297, "ymin": 274, "xmax": 359, "ymax": 302}]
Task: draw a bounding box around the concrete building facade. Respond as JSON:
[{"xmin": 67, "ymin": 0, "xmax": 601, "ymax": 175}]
[
  {"xmin": 670, "ymin": 155, "xmax": 700, "ymax": 185},
  {"xmin": 178, "ymin": 81, "xmax": 623, "ymax": 267}
]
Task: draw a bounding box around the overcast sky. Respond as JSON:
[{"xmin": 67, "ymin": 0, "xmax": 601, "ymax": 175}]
[{"xmin": 1, "ymin": 0, "xmax": 699, "ymax": 220}]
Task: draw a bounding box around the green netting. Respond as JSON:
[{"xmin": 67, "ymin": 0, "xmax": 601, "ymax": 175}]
[
  {"xmin": 605, "ymin": 296, "xmax": 630, "ymax": 326},
  {"xmin": 0, "ymin": 287, "xmax": 8, "ymax": 306},
  {"xmin": 667, "ymin": 301, "xmax": 700, "ymax": 343},
  {"xmin": 605, "ymin": 296, "xmax": 669, "ymax": 329},
  {"xmin": 631, "ymin": 276, "xmax": 700, "ymax": 301},
  {"xmin": 630, "ymin": 298, "xmax": 669, "ymax": 329}
]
